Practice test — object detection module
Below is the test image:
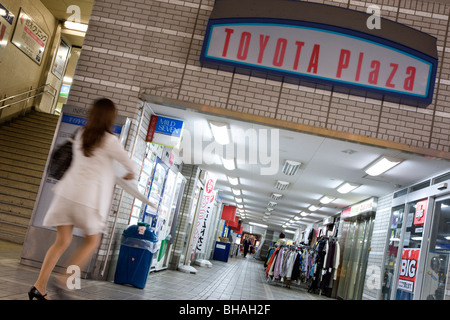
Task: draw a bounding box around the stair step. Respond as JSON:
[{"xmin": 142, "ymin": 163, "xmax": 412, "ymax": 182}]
[
  {"xmin": 0, "ymin": 210, "xmax": 32, "ymax": 227},
  {"xmin": 0, "ymin": 231, "xmax": 24, "ymax": 245},
  {"xmin": 0, "ymin": 145, "xmax": 50, "ymax": 160},
  {"xmin": 12, "ymin": 118, "xmax": 57, "ymax": 134},
  {"xmin": 0, "ymin": 162, "xmax": 44, "ymax": 178},
  {"xmin": 0, "ymin": 200, "xmax": 33, "ymax": 216},
  {"xmin": 8, "ymin": 122, "xmax": 56, "ymax": 138},
  {"xmin": 21, "ymin": 113, "xmax": 59, "ymax": 125},
  {"xmin": 28, "ymin": 111, "xmax": 60, "ymax": 122},
  {"xmin": 0, "ymin": 170, "xmax": 43, "ymax": 185},
  {"xmin": 0, "ymin": 221, "xmax": 28, "ymax": 237},
  {"xmin": 0, "ymin": 139, "xmax": 52, "ymax": 157},
  {"xmin": 0, "ymin": 131, "xmax": 54, "ymax": 148},
  {"xmin": 0, "ymin": 178, "xmax": 40, "ymax": 192},
  {"xmin": 1, "ymin": 126, "xmax": 55, "ymax": 142},
  {"xmin": 0, "ymin": 157, "xmax": 44, "ymax": 172},
  {"xmin": 0, "ymin": 184, "xmax": 37, "ymax": 199},
  {"xmin": 0, "ymin": 151, "xmax": 47, "ymax": 166},
  {"xmin": 0, "ymin": 193, "xmax": 36, "ymax": 208}
]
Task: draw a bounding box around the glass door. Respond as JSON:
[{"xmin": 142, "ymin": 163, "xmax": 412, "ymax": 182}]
[
  {"xmin": 420, "ymin": 196, "xmax": 450, "ymax": 300},
  {"xmin": 336, "ymin": 214, "xmax": 375, "ymax": 300}
]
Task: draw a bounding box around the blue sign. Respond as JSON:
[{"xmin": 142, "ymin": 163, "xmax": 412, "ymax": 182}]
[
  {"xmin": 154, "ymin": 116, "xmax": 184, "ymax": 137},
  {"xmin": 0, "ymin": 4, "xmax": 14, "ymax": 25},
  {"xmin": 62, "ymin": 114, "xmax": 122, "ymax": 134},
  {"xmin": 146, "ymin": 115, "xmax": 184, "ymax": 148}
]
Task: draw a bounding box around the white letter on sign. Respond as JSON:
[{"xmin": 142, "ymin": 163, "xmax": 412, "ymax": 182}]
[{"xmin": 366, "ymin": 5, "xmax": 381, "ymax": 30}]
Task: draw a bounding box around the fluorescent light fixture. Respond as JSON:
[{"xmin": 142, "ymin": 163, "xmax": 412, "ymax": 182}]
[
  {"xmin": 227, "ymin": 176, "xmax": 239, "ymax": 185},
  {"xmin": 411, "ymin": 237, "xmax": 423, "ymax": 241},
  {"xmin": 300, "ymin": 212, "xmax": 309, "ymax": 217},
  {"xmin": 275, "ymin": 180, "xmax": 290, "ymax": 190},
  {"xmin": 320, "ymin": 196, "xmax": 336, "ymax": 204},
  {"xmin": 64, "ymin": 21, "xmax": 88, "ymax": 32},
  {"xmin": 209, "ymin": 121, "xmax": 231, "ymax": 145},
  {"xmin": 284, "ymin": 229, "xmax": 296, "ymax": 234},
  {"xmin": 271, "ymin": 193, "xmax": 283, "ymax": 200},
  {"xmin": 365, "ymin": 156, "xmax": 402, "ymax": 176},
  {"xmin": 294, "ymin": 216, "xmax": 301, "ymax": 221},
  {"xmin": 231, "ymin": 188, "xmax": 241, "ymax": 196},
  {"xmin": 337, "ymin": 182, "xmax": 360, "ymax": 194},
  {"xmin": 249, "ymin": 222, "xmax": 268, "ymax": 228},
  {"xmin": 235, "ymin": 197, "xmax": 242, "ymax": 203},
  {"xmin": 445, "ymin": 236, "xmax": 450, "ymax": 240},
  {"xmin": 264, "ymin": 212, "xmax": 271, "ymax": 216},
  {"xmin": 308, "ymin": 205, "xmax": 319, "ymax": 211},
  {"xmin": 237, "ymin": 204, "xmax": 244, "ymax": 209},
  {"xmin": 282, "ymin": 160, "xmax": 301, "ymax": 176},
  {"xmin": 222, "ymin": 158, "xmax": 235, "ymax": 170},
  {"xmin": 268, "ymin": 201, "xmax": 277, "ymax": 207}
]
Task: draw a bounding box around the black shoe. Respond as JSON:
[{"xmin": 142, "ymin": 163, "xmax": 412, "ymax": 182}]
[{"xmin": 28, "ymin": 286, "xmax": 48, "ymax": 300}]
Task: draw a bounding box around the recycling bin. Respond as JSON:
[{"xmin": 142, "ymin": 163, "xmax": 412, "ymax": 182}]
[
  {"xmin": 114, "ymin": 223, "xmax": 158, "ymax": 289},
  {"xmin": 212, "ymin": 241, "xmax": 231, "ymax": 262}
]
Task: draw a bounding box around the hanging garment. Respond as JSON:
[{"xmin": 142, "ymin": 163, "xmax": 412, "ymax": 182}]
[
  {"xmin": 266, "ymin": 247, "xmax": 280, "ymax": 276},
  {"xmin": 291, "ymin": 252, "xmax": 301, "ymax": 281},
  {"xmin": 285, "ymin": 251, "xmax": 298, "ymax": 280},
  {"xmin": 273, "ymin": 249, "xmax": 285, "ymax": 279}
]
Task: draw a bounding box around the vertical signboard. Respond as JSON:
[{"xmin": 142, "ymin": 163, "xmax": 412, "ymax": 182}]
[
  {"xmin": 193, "ymin": 174, "xmax": 217, "ymax": 254},
  {"xmin": 146, "ymin": 115, "xmax": 184, "ymax": 149},
  {"xmin": 398, "ymin": 248, "xmax": 420, "ymax": 294},
  {"xmin": 413, "ymin": 199, "xmax": 427, "ymax": 226},
  {"xmin": 0, "ymin": 3, "xmax": 14, "ymax": 62}
]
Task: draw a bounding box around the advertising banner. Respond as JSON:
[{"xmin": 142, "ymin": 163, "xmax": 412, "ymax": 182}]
[
  {"xmin": 193, "ymin": 174, "xmax": 217, "ymax": 253},
  {"xmin": 0, "ymin": 3, "xmax": 14, "ymax": 62},
  {"xmin": 11, "ymin": 8, "xmax": 49, "ymax": 65},
  {"xmin": 146, "ymin": 115, "xmax": 184, "ymax": 149},
  {"xmin": 398, "ymin": 248, "xmax": 420, "ymax": 294}
]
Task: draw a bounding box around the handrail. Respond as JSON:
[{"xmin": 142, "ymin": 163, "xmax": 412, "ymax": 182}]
[{"xmin": 0, "ymin": 84, "xmax": 59, "ymax": 114}]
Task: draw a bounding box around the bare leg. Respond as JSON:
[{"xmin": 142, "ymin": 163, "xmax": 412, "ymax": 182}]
[
  {"xmin": 58, "ymin": 233, "xmax": 101, "ymax": 288},
  {"xmin": 33, "ymin": 225, "xmax": 74, "ymax": 297}
]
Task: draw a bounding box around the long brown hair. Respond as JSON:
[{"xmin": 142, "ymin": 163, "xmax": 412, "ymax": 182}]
[{"xmin": 82, "ymin": 98, "xmax": 116, "ymax": 157}]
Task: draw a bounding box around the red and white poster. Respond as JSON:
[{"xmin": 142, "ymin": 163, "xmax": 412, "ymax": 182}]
[
  {"xmin": 192, "ymin": 174, "xmax": 217, "ymax": 253},
  {"xmin": 413, "ymin": 199, "xmax": 427, "ymax": 226},
  {"xmin": 397, "ymin": 248, "xmax": 420, "ymax": 293}
]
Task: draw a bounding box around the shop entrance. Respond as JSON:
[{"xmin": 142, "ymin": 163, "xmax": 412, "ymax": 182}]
[
  {"xmin": 337, "ymin": 213, "xmax": 374, "ymax": 300},
  {"xmin": 419, "ymin": 195, "xmax": 450, "ymax": 300}
]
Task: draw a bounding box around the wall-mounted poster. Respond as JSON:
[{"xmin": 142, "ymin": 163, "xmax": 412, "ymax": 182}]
[
  {"xmin": 11, "ymin": 8, "xmax": 49, "ymax": 65},
  {"xmin": 52, "ymin": 40, "xmax": 70, "ymax": 79},
  {"xmin": 0, "ymin": 3, "xmax": 15, "ymax": 62}
]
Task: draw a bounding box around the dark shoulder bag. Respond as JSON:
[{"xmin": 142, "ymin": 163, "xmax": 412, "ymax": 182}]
[{"xmin": 48, "ymin": 130, "xmax": 78, "ymax": 180}]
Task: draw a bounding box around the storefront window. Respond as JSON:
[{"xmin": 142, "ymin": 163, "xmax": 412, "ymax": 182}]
[
  {"xmin": 420, "ymin": 197, "xmax": 450, "ymax": 300},
  {"xmin": 395, "ymin": 199, "xmax": 427, "ymax": 300},
  {"xmin": 381, "ymin": 206, "xmax": 404, "ymax": 300}
]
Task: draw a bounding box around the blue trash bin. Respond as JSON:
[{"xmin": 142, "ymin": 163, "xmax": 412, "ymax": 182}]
[{"xmin": 114, "ymin": 223, "xmax": 158, "ymax": 289}]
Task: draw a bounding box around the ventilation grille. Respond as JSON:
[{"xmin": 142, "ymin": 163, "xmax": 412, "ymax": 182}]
[
  {"xmin": 271, "ymin": 193, "xmax": 283, "ymax": 200},
  {"xmin": 268, "ymin": 201, "xmax": 277, "ymax": 207},
  {"xmin": 282, "ymin": 160, "xmax": 301, "ymax": 176},
  {"xmin": 275, "ymin": 180, "xmax": 290, "ymax": 190}
]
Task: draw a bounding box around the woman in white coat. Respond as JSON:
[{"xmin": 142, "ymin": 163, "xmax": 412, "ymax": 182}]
[{"xmin": 29, "ymin": 98, "xmax": 136, "ymax": 300}]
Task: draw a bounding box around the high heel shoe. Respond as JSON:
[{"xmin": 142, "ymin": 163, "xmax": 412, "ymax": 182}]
[{"xmin": 28, "ymin": 286, "xmax": 48, "ymax": 300}]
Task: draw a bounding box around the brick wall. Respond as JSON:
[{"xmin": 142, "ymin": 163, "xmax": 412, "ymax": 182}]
[{"xmin": 66, "ymin": 0, "xmax": 450, "ymax": 279}]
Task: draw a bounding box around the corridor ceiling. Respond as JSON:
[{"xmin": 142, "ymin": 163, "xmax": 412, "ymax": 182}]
[{"xmin": 146, "ymin": 102, "xmax": 450, "ymax": 231}]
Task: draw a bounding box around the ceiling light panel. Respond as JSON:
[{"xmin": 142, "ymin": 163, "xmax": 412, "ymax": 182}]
[
  {"xmin": 275, "ymin": 180, "xmax": 290, "ymax": 190},
  {"xmin": 365, "ymin": 156, "xmax": 402, "ymax": 176},
  {"xmin": 337, "ymin": 182, "xmax": 360, "ymax": 194},
  {"xmin": 271, "ymin": 193, "xmax": 283, "ymax": 200},
  {"xmin": 282, "ymin": 160, "xmax": 301, "ymax": 176}
]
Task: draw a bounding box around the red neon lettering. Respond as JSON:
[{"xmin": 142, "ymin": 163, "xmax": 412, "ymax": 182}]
[
  {"xmin": 308, "ymin": 44, "xmax": 320, "ymax": 74},
  {"xmin": 237, "ymin": 32, "xmax": 251, "ymax": 60},
  {"xmin": 222, "ymin": 28, "xmax": 234, "ymax": 57},
  {"xmin": 404, "ymin": 66, "xmax": 416, "ymax": 91},
  {"xmin": 386, "ymin": 63, "xmax": 398, "ymax": 88},
  {"xmin": 368, "ymin": 60, "xmax": 380, "ymax": 84},
  {"xmin": 355, "ymin": 52, "xmax": 364, "ymax": 82},
  {"xmin": 273, "ymin": 38, "xmax": 287, "ymax": 67},
  {"xmin": 258, "ymin": 35, "xmax": 270, "ymax": 63},
  {"xmin": 293, "ymin": 41, "xmax": 305, "ymax": 70},
  {"xmin": 336, "ymin": 49, "xmax": 351, "ymax": 78}
]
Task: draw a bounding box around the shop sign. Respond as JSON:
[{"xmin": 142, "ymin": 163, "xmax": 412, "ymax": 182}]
[
  {"xmin": 11, "ymin": 8, "xmax": 49, "ymax": 65},
  {"xmin": 413, "ymin": 199, "xmax": 427, "ymax": 226},
  {"xmin": 0, "ymin": 3, "xmax": 15, "ymax": 62},
  {"xmin": 342, "ymin": 197, "xmax": 376, "ymax": 219},
  {"xmin": 146, "ymin": 115, "xmax": 184, "ymax": 149},
  {"xmin": 200, "ymin": 1, "xmax": 438, "ymax": 105},
  {"xmin": 193, "ymin": 174, "xmax": 217, "ymax": 253},
  {"xmin": 398, "ymin": 248, "xmax": 420, "ymax": 293}
]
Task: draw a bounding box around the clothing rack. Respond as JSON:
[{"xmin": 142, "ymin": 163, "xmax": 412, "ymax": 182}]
[{"xmin": 264, "ymin": 236, "xmax": 340, "ymax": 297}]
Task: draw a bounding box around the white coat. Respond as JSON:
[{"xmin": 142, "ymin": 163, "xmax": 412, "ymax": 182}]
[{"xmin": 51, "ymin": 129, "xmax": 136, "ymax": 223}]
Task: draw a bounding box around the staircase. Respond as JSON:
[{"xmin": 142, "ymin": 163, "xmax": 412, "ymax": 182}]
[{"xmin": 0, "ymin": 111, "xmax": 59, "ymax": 244}]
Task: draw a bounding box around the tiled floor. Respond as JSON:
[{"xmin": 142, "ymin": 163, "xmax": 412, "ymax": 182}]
[{"xmin": 0, "ymin": 240, "xmax": 333, "ymax": 301}]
